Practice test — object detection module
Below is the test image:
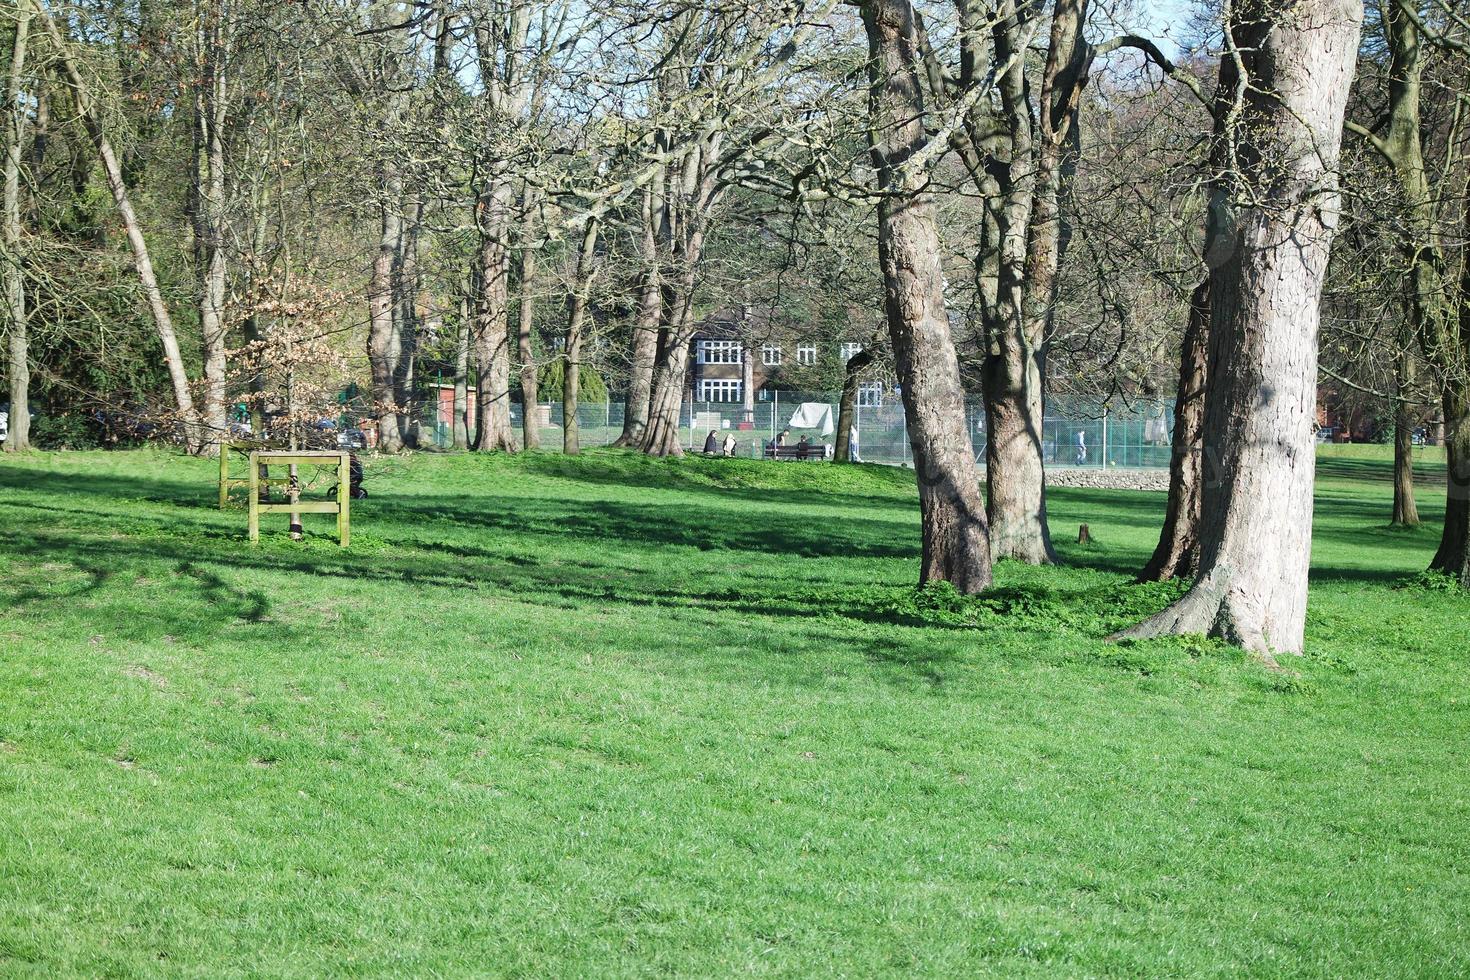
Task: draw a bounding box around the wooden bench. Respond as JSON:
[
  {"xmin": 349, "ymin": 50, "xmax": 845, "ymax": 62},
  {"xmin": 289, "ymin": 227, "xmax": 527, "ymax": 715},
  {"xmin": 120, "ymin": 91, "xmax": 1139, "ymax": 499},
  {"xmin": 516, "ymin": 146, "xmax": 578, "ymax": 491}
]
[{"xmin": 763, "ymin": 443, "xmax": 829, "ymax": 461}]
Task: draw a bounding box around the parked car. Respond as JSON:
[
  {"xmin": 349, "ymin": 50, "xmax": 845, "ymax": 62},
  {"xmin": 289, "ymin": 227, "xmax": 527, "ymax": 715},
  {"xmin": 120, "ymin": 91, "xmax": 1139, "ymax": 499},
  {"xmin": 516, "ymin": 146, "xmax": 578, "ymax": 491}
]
[{"xmin": 336, "ymin": 427, "xmax": 368, "ymax": 450}]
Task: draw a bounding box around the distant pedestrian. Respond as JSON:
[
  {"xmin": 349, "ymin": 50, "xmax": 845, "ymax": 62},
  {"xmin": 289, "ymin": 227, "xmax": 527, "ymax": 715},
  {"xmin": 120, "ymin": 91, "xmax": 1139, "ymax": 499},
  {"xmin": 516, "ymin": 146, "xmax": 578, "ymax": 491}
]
[
  {"xmin": 721, "ymin": 433, "xmax": 737, "ymax": 457},
  {"xmin": 1074, "ymin": 429, "xmax": 1088, "ymax": 466},
  {"xmin": 703, "ymin": 430, "xmax": 719, "ymax": 455},
  {"xmin": 847, "ymin": 426, "xmax": 860, "ymax": 463},
  {"xmin": 777, "ymin": 429, "xmax": 790, "ymax": 446}
]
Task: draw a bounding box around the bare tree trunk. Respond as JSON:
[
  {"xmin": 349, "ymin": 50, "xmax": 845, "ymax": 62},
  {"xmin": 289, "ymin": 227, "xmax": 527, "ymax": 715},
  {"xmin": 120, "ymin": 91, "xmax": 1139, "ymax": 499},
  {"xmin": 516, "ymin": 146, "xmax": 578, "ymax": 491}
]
[
  {"xmin": 516, "ymin": 190, "xmax": 539, "ymax": 450},
  {"xmin": 983, "ymin": 343, "xmax": 1053, "ymax": 562},
  {"xmin": 973, "ymin": 0, "xmax": 1088, "ymax": 567},
  {"xmin": 452, "ymin": 291, "xmax": 470, "ymax": 449},
  {"xmin": 1392, "ymin": 336, "xmax": 1421, "ymax": 526},
  {"xmin": 474, "ymin": 179, "xmax": 518, "ymax": 452},
  {"xmin": 395, "ymin": 198, "xmax": 422, "ymax": 448},
  {"xmin": 613, "ymin": 188, "xmax": 661, "ymax": 447},
  {"xmin": 1139, "ymin": 280, "xmax": 1209, "ymax": 581},
  {"xmin": 638, "ymin": 278, "xmax": 695, "ymax": 457},
  {"xmin": 41, "ymin": 4, "xmax": 202, "ymax": 450},
  {"xmin": 834, "ymin": 344, "xmax": 876, "ymax": 463},
  {"xmin": 615, "ymin": 279, "xmax": 659, "ymax": 446},
  {"xmin": 1431, "ymin": 378, "xmax": 1470, "ymax": 586},
  {"xmin": 192, "ymin": 4, "xmax": 229, "ymax": 454},
  {"xmin": 1428, "ymin": 216, "xmax": 1470, "ymax": 585},
  {"xmin": 3, "ymin": 0, "xmax": 29, "ymax": 452},
  {"xmin": 860, "ymin": 0, "xmax": 992, "ymax": 593},
  {"xmin": 367, "ymin": 160, "xmax": 404, "ymax": 453},
  {"xmin": 562, "ymin": 218, "xmax": 599, "ymax": 455},
  {"xmin": 1115, "ymin": 0, "xmax": 1361, "ymax": 656}
]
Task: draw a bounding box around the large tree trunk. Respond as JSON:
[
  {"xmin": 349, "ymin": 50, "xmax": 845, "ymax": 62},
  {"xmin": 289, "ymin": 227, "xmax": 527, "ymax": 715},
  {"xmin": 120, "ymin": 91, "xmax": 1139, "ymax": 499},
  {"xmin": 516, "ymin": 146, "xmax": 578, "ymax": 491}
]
[
  {"xmin": 515, "ymin": 191, "xmax": 539, "ymax": 450},
  {"xmin": 395, "ymin": 198, "xmax": 422, "ymax": 448},
  {"xmin": 367, "ymin": 160, "xmax": 404, "ymax": 453},
  {"xmin": 982, "ymin": 342, "xmax": 1053, "ymax": 562},
  {"xmin": 473, "ymin": 179, "xmax": 518, "ymax": 452},
  {"xmin": 613, "ymin": 265, "xmax": 660, "ymax": 444},
  {"xmin": 42, "ymin": 4, "xmax": 202, "ymax": 450},
  {"xmin": 1139, "ymin": 280, "xmax": 1209, "ymax": 581},
  {"xmin": 1115, "ymin": 0, "xmax": 1361, "ymax": 656},
  {"xmin": 3, "ymin": 0, "xmax": 29, "ymax": 453},
  {"xmin": 1428, "ymin": 216, "xmax": 1470, "ymax": 586},
  {"xmin": 982, "ymin": 0, "xmax": 1089, "ymax": 565},
  {"xmin": 834, "ymin": 344, "xmax": 876, "ymax": 463},
  {"xmin": 638, "ymin": 278, "xmax": 694, "ymax": 458},
  {"xmin": 1431, "ymin": 379, "xmax": 1470, "ymax": 587},
  {"xmin": 452, "ymin": 291, "xmax": 470, "ymax": 449},
  {"xmin": 192, "ymin": 11, "xmax": 229, "ymax": 454},
  {"xmin": 1392, "ymin": 337, "xmax": 1420, "ymax": 527},
  {"xmin": 860, "ymin": 0, "xmax": 992, "ymax": 593},
  {"xmin": 562, "ymin": 218, "xmax": 599, "ymax": 456}
]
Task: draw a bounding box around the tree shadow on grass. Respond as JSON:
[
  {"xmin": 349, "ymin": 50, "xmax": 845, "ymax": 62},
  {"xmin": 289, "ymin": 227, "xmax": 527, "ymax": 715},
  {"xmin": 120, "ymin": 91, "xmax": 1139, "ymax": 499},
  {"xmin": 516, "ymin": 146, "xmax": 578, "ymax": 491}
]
[
  {"xmin": 507, "ymin": 450, "xmax": 921, "ymax": 511},
  {"xmin": 1316, "ymin": 455, "xmax": 1445, "ymax": 486}
]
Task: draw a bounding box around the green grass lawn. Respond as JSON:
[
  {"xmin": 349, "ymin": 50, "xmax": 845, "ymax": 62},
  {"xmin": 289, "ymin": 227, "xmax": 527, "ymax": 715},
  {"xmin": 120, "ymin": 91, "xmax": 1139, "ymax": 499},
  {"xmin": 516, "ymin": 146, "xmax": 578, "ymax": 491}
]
[{"xmin": 1, "ymin": 448, "xmax": 1466, "ymax": 976}]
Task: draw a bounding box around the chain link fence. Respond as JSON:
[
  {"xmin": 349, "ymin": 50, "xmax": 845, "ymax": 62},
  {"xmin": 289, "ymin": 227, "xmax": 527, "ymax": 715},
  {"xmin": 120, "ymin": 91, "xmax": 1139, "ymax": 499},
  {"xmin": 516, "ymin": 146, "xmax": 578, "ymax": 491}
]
[{"xmin": 409, "ymin": 389, "xmax": 1177, "ymax": 469}]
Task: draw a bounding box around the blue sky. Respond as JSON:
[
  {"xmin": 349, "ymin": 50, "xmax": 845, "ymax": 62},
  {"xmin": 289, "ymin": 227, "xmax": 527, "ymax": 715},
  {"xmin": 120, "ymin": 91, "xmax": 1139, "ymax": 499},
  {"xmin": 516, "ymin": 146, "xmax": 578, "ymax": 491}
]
[{"xmin": 1122, "ymin": 0, "xmax": 1200, "ymax": 58}]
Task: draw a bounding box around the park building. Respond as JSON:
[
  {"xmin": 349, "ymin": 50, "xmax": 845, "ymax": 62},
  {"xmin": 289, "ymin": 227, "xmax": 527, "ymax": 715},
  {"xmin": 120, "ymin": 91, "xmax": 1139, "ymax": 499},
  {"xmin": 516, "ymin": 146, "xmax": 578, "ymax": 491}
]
[{"xmin": 686, "ymin": 310, "xmax": 890, "ymax": 421}]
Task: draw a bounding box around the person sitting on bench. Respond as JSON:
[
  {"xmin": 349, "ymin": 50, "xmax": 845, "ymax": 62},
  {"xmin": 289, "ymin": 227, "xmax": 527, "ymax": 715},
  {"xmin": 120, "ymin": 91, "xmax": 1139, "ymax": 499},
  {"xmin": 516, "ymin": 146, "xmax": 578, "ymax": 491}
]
[{"xmin": 797, "ymin": 436, "xmax": 811, "ymax": 460}]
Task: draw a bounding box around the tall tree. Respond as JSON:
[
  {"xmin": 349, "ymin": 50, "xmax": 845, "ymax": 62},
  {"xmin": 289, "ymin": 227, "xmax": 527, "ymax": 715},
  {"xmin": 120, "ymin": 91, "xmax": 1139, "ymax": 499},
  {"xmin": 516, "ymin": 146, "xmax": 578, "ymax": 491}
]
[
  {"xmin": 562, "ymin": 215, "xmax": 600, "ymax": 454},
  {"xmin": 515, "ymin": 189, "xmax": 540, "ymax": 449},
  {"xmin": 1345, "ymin": 0, "xmax": 1468, "ymax": 574},
  {"xmin": 3, "ymin": 0, "xmax": 30, "ymax": 452},
  {"xmin": 39, "ymin": 1, "xmax": 203, "ymax": 451},
  {"xmin": 1139, "ymin": 280, "xmax": 1209, "ymax": 580},
  {"xmin": 191, "ymin": 0, "xmax": 232, "ymax": 452},
  {"xmin": 611, "ymin": 185, "xmax": 661, "ymax": 447},
  {"xmin": 860, "ymin": 0, "xmax": 992, "ymax": 592},
  {"xmin": 1117, "ymin": 0, "xmax": 1363, "ymax": 655}
]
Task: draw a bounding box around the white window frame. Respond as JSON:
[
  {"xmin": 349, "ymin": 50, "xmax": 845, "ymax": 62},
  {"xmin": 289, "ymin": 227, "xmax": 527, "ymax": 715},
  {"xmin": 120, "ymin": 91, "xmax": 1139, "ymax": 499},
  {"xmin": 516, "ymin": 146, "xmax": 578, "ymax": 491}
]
[
  {"xmin": 857, "ymin": 381, "xmax": 884, "ymax": 408},
  {"xmin": 839, "ymin": 342, "xmax": 863, "ymax": 363},
  {"xmin": 796, "ymin": 343, "xmax": 817, "ymax": 367},
  {"xmin": 697, "ymin": 379, "xmax": 743, "ymax": 403},
  {"xmin": 697, "ymin": 339, "xmax": 742, "ymax": 365},
  {"xmin": 761, "ymin": 344, "xmax": 782, "ymax": 366}
]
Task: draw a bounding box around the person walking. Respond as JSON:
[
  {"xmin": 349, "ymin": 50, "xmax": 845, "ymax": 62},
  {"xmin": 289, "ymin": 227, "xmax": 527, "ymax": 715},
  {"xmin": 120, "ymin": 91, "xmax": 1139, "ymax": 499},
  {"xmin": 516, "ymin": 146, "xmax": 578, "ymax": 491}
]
[
  {"xmin": 703, "ymin": 429, "xmax": 719, "ymax": 455},
  {"xmin": 721, "ymin": 432, "xmax": 737, "ymax": 457}
]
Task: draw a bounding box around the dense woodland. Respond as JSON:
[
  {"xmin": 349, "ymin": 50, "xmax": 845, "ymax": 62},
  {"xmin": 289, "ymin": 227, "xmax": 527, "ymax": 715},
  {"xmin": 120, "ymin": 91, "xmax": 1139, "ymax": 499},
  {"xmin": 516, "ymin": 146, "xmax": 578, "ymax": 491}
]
[{"xmin": 3, "ymin": 0, "xmax": 1469, "ymax": 651}]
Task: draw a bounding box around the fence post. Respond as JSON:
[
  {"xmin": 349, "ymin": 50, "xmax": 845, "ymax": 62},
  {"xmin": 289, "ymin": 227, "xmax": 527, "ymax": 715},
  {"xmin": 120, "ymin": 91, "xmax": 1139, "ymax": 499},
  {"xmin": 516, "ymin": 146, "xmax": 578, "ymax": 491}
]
[{"xmin": 1101, "ymin": 409, "xmax": 1109, "ymax": 468}]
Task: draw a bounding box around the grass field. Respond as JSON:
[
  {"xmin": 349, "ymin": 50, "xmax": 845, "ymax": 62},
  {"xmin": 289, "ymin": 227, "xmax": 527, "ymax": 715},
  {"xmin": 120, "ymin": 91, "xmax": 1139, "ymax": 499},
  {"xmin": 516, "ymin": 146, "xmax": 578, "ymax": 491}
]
[{"xmin": 1, "ymin": 447, "xmax": 1467, "ymax": 976}]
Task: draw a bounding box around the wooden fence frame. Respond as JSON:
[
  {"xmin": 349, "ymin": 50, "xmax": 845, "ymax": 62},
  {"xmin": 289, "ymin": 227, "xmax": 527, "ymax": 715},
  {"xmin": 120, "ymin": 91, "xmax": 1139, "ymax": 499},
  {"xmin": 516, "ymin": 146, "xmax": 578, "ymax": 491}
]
[{"xmin": 243, "ymin": 450, "xmax": 351, "ymax": 547}]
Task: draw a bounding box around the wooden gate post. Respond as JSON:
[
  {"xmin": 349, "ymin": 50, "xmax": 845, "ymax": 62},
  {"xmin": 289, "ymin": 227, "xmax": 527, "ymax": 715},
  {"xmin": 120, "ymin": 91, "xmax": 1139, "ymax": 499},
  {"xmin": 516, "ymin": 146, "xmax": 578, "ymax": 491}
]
[
  {"xmin": 219, "ymin": 444, "xmax": 230, "ymax": 509},
  {"xmin": 337, "ymin": 453, "xmax": 350, "ymax": 548},
  {"xmin": 248, "ymin": 451, "xmax": 260, "ymax": 542}
]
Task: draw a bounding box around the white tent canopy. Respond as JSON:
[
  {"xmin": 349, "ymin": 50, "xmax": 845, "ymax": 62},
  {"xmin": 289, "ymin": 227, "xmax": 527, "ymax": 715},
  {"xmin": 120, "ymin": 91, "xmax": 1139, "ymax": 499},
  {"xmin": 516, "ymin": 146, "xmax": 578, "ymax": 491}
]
[{"xmin": 787, "ymin": 402, "xmax": 835, "ymax": 437}]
